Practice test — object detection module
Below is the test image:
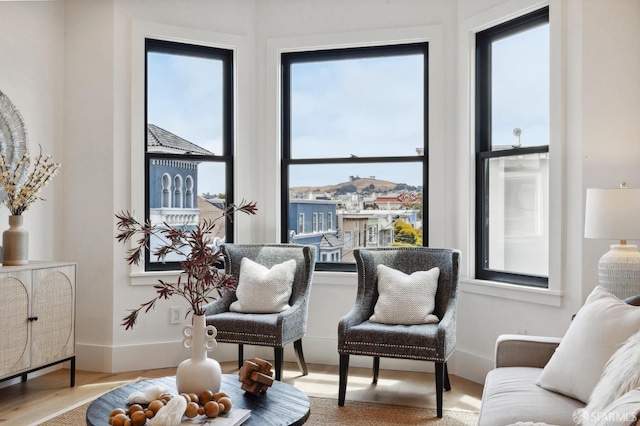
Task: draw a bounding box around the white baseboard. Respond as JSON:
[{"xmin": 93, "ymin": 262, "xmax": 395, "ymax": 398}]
[
  {"xmin": 76, "ymin": 338, "xmax": 492, "ymax": 386},
  {"xmin": 451, "ymin": 348, "xmax": 493, "ymax": 385}
]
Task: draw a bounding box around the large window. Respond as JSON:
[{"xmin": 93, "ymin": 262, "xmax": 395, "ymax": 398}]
[
  {"xmin": 475, "ymin": 7, "xmax": 549, "ymax": 287},
  {"xmin": 145, "ymin": 39, "xmax": 234, "ymax": 271},
  {"xmin": 281, "ymin": 44, "xmax": 428, "ymax": 271}
]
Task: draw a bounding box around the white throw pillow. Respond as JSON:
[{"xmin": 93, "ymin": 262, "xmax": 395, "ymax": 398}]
[
  {"xmin": 537, "ymin": 286, "xmax": 640, "ymax": 404},
  {"xmin": 369, "ymin": 264, "xmax": 440, "ymax": 325},
  {"xmin": 229, "ymin": 258, "xmax": 296, "ymax": 314},
  {"xmin": 576, "ymin": 330, "xmax": 640, "ymax": 424}
]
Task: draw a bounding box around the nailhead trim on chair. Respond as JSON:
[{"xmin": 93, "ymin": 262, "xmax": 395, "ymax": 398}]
[
  {"xmin": 341, "ymin": 343, "xmax": 443, "ymax": 362},
  {"xmin": 217, "ymin": 332, "xmax": 276, "ymax": 339},
  {"xmin": 346, "ymin": 341, "xmax": 437, "ymax": 351}
]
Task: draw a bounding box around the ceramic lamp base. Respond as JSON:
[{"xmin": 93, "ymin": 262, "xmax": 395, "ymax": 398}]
[{"xmin": 598, "ymin": 244, "xmax": 640, "ymax": 300}]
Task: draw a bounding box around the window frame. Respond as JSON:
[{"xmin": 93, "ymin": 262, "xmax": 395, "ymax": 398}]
[
  {"xmin": 280, "ymin": 43, "xmax": 429, "ymax": 272},
  {"xmin": 144, "ymin": 38, "xmax": 235, "ymax": 272},
  {"xmin": 474, "ymin": 6, "xmax": 550, "ymax": 287}
]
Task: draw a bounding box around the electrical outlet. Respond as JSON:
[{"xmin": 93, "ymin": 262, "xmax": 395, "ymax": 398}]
[
  {"xmin": 516, "ymin": 326, "xmax": 527, "ymax": 335},
  {"xmin": 170, "ymin": 307, "xmax": 182, "ymax": 324}
]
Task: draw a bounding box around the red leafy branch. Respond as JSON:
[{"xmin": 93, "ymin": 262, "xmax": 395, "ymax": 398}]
[{"xmin": 115, "ymin": 200, "xmax": 257, "ymax": 330}]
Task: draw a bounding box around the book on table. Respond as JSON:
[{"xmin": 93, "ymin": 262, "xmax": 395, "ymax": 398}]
[{"xmin": 181, "ymin": 408, "xmax": 251, "ymax": 425}]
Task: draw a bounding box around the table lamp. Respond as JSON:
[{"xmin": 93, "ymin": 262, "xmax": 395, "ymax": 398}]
[{"xmin": 584, "ymin": 183, "xmax": 640, "ymax": 299}]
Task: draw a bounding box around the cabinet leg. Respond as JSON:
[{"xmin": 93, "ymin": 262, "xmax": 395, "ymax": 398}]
[
  {"xmin": 70, "ymin": 356, "xmax": 76, "ymax": 387},
  {"xmin": 21, "ymin": 373, "xmax": 27, "ymax": 382}
]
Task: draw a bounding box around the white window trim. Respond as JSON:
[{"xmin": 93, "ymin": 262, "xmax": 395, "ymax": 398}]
[
  {"xmin": 130, "ymin": 20, "xmax": 244, "ymax": 285},
  {"xmin": 457, "ymin": 0, "xmax": 564, "ymax": 306},
  {"xmin": 266, "ymin": 25, "xmax": 446, "ymax": 246}
]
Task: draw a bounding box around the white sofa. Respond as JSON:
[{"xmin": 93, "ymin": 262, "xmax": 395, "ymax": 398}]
[
  {"xmin": 479, "ymin": 291, "xmax": 640, "ymax": 426},
  {"xmin": 478, "ymin": 334, "xmax": 583, "ymax": 425}
]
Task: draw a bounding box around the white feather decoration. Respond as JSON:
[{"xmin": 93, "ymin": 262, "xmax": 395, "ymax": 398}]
[
  {"xmin": 579, "ymin": 329, "xmax": 640, "ymax": 424},
  {"xmin": 147, "ymin": 394, "xmax": 187, "ymax": 426},
  {"xmin": 0, "ymin": 90, "xmax": 29, "ymax": 201}
]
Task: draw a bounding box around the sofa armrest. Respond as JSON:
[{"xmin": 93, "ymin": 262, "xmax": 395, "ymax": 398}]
[{"xmin": 495, "ymin": 334, "xmax": 562, "ymax": 368}]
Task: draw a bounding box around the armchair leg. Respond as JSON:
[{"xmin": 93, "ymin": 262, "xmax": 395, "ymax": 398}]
[
  {"xmin": 274, "ymin": 347, "xmax": 284, "ymax": 381},
  {"xmin": 293, "ymin": 339, "xmax": 308, "ymax": 376},
  {"xmin": 444, "ymin": 362, "xmax": 451, "ymax": 391},
  {"xmin": 338, "ymin": 354, "xmax": 349, "ymax": 406},
  {"xmin": 372, "ymin": 356, "xmax": 380, "ymax": 384},
  {"xmin": 435, "ymin": 362, "xmax": 445, "ymax": 418},
  {"xmin": 238, "ymin": 344, "xmax": 244, "ymax": 369}
]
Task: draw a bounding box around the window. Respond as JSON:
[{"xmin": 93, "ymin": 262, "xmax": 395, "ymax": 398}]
[
  {"xmin": 145, "ymin": 39, "xmax": 234, "ymax": 271},
  {"xmin": 282, "ymin": 43, "xmax": 428, "ymax": 271},
  {"xmin": 298, "ymin": 213, "xmax": 304, "ymax": 234},
  {"xmin": 475, "ymin": 7, "xmax": 549, "ymax": 287},
  {"xmin": 312, "ymin": 213, "xmax": 318, "ymax": 233}
]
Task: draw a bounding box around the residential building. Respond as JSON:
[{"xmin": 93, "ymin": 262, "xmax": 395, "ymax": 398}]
[{"xmin": 288, "ymin": 199, "xmax": 342, "ymax": 262}]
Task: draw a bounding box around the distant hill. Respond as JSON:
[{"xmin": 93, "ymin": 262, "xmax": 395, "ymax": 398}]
[{"xmin": 290, "ymin": 177, "xmax": 405, "ymax": 195}]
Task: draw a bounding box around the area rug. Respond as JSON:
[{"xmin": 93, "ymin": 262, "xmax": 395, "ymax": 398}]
[{"xmin": 37, "ymin": 397, "xmax": 478, "ymax": 425}]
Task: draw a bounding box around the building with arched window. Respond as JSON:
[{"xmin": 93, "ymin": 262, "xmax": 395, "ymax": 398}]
[{"xmin": 147, "ymin": 123, "xmax": 214, "ymax": 261}]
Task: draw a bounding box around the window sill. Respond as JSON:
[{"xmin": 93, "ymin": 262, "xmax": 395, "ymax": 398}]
[
  {"xmin": 313, "ymin": 270, "xmax": 357, "ymax": 287},
  {"xmin": 460, "ymin": 278, "xmax": 563, "ymax": 306},
  {"xmin": 129, "ymin": 269, "xmax": 358, "ymax": 287},
  {"xmin": 130, "ymin": 270, "xmax": 182, "ymax": 286}
]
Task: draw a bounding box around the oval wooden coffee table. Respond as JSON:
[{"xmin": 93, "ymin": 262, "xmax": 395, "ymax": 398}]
[{"xmin": 86, "ymin": 374, "xmax": 310, "ymax": 425}]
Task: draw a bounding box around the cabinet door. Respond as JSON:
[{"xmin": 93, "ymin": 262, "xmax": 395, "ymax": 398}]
[
  {"xmin": 31, "ymin": 265, "xmax": 75, "ymax": 367},
  {"xmin": 0, "ymin": 272, "xmax": 31, "ymax": 377}
]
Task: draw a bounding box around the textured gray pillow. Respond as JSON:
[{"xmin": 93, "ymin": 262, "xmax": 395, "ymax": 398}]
[
  {"xmin": 369, "ymin": 264, "xmax": 439, "ymax": 325},
  {"xmin": 230, "ymin": 258, "xmax": 296, "ymax": 313}
]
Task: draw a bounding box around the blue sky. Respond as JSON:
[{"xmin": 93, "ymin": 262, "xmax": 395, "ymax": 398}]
[
  {"xmin": 147, "ymin": 23, "xmax": 548, "ymax": 194},
  {"xmin": 491, "ymin": 24, "xmax": 549, "ymax": 148}
]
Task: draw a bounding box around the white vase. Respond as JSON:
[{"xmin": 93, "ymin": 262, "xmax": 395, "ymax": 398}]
[
  {"xmin": 2, "ymin": 215, "xmax": 28, "ymax": 266},
  {"xmin": 175, "ymin": 314, "xmax": 222, "ymax": 395}
]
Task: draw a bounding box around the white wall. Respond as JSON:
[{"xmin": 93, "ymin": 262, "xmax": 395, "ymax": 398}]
[
  {"xmin": 0, "ymin": 1, "xmax": 64, "ymax": 260},
  {"xmin": 581, "ymin": 0, "xmax": 640, "ymax": 295},
  {"xmin": 2, "ymin": 0, "xmax": 639, "ymax": 385}
]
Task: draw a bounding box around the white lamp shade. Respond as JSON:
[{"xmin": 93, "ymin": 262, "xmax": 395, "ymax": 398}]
[{"xmin": 585, "ymin": 188, "xmax": 640, "ymax": 241}]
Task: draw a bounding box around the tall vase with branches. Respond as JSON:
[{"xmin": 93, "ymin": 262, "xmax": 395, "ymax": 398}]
[{"xmin": 115, "ymin": 200, "xmax": 257, "ymax": 393}]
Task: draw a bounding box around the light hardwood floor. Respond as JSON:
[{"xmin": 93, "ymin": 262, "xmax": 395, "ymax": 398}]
[{"xmin": 0, "ymin": 361, "xmax": 484, "ymax": 425}]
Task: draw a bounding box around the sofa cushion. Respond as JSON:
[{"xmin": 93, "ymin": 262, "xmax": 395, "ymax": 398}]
[
  {"xmin": 537, "ymin": 286, "xmax": 640, "ymax": 403},
  {"xmin": 479, "ymin": 367, "xmax": 584, "ymax": 426}
]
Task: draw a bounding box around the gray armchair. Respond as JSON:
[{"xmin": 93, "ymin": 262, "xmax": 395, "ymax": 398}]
[
  {"xmin": 204, "ymin": 243, "xmax": 316, "ymax": 380},
  {"xmin": 338, "ymin": 247, "xmax": 460, "ymax": 418}
]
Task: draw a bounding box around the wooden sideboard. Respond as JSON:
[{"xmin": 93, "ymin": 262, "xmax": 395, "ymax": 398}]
[{"xmin": 0, "ymin": 262, "xmax": 76, "ymax": 386}]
